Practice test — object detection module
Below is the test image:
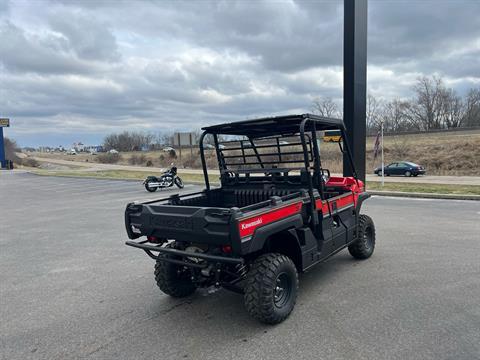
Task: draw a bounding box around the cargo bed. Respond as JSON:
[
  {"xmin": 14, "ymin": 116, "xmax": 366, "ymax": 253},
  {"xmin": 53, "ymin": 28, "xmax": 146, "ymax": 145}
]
[{"xmin": 125, "ymin": 188, "xmax": 306, "ymax": 246}]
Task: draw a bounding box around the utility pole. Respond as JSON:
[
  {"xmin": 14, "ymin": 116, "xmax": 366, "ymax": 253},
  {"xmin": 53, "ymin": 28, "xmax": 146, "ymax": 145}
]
[{"xmin": 343, "ymin": 0, "xmax": 368, "ymax": 182}]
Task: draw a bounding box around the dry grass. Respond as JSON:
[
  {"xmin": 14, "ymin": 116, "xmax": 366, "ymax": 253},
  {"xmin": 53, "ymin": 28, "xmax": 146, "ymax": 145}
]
[
  {"xmin": 321, "ymin": 130, "xmax": 480, "ymax": 175},
  {"xmin": 31, "ymin": 129, "xmax": 480, "ymax": 176}
]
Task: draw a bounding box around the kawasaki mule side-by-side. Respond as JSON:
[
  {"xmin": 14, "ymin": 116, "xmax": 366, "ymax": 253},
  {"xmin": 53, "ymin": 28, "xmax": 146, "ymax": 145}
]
[{"xmin": 125, "ymin": 114, "xmax": 376, "ymax": 324}]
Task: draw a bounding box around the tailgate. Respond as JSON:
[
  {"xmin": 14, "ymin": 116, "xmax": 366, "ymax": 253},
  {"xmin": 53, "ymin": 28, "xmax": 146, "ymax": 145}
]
[{"xmin": 125, "ymin": 203, "xmax": 232, "ymax": 245}]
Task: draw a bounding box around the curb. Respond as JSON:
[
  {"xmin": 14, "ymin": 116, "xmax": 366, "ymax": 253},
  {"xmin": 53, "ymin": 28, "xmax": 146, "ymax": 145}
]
[{"xmin": 368, "ymin": 190, "xmax": 480, "ymax": 201}]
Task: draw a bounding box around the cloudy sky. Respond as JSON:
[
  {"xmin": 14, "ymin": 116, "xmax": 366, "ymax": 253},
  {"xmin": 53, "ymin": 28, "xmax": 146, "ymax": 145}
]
[{"xmin": 1, "ymin": 0, "xmax": 479, "ymax": 147}]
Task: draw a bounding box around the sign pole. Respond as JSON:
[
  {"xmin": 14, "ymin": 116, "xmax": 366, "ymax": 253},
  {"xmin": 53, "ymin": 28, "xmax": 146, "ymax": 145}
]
[
  {"xmin": 0, "ymin": 127, "xmax": 5, "ymax": 168},
  {"xmin": 190, "ymin": 133, "xmax": 193, "ymax": 157},
  {"xmin": 0, "ymin": 118, "xmax": 10, "ymax": 169},
  {"xmin": 381, "ymin": 120, "xmax": 384, "ymax": 187},
  {"xmin": 177, "ymin": 133, "xmax": 182, "ymax": 162}
]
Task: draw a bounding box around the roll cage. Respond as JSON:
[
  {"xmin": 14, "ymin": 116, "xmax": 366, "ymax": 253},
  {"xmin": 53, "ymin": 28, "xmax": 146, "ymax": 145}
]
[{"xmin": 199, "ymin": 114, "xmax": 360, "ymax": 206}]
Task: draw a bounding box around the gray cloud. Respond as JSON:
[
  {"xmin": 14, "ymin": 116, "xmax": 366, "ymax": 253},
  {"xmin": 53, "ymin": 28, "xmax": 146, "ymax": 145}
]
[
  {"xmin": 48, "ymin": 12, "xmax": 120, "ymax": 62},
  {"xmin": 0, "ymin": 0, "xmax": 479, "ymax": 146}
]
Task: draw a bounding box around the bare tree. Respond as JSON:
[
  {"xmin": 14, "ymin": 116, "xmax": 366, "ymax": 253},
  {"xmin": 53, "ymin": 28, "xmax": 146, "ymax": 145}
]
[
  {"xmin": 366, "ymin": 93, "xmax": 383, "ymax": 131},
  {"xmin": 409, "ymin": 75, "xmax": 449, "ymax": 130},
  {"xmin": 310, "ymin": 77, "xmax": 478, "ymax": 134},
  {"xmin": 440, "ymin": 88, "xmax": 464, "ymax": 129},
  {"xmin": 462, "ymin": 88, "xmax": 480, "ymax": 127},
  {"xmin": 103, "ymin": 131, "xmax": 156, "ymax": 151},
  {"xmin": 312, "ymin": 97, "xmax": 341, "ymax": 118},
  {"xmin": 4, "ymin": 137, "xmax": 20, "ymax": 162},
  {"xmin": 382, "ymin": 99, "xmax": 411, "ymax": 132}
]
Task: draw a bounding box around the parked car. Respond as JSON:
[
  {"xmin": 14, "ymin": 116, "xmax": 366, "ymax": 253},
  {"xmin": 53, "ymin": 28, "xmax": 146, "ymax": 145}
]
[
  {"xmin": 162, "ymin": 146, "xmax": 175, "ymax": 152},
  {"xmin": 109, "ymin": 149, "xmax": 119, "ymax": 154},
  {"xmin": 68, "ymin": 149, "xmax": 77, "ymax": 155},
  {"xmin": 374, "ymin": 161, "xmax": 426, "ymax": 177}
]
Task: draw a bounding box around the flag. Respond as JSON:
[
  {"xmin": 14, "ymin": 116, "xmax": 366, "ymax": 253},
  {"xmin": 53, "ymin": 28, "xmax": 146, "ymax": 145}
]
[{"xmin": 373, "ymin": 130, "xmax": 381, "ymax": 161}]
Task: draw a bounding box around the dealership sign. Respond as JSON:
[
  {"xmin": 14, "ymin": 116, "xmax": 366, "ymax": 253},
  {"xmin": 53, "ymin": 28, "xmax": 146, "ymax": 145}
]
[{"xmin": 0, "ymin": 118, "xmax": 9, "ymax": 127}]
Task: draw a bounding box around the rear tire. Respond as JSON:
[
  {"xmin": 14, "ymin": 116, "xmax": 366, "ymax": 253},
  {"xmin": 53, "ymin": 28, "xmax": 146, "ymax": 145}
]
[
  {"xmin": 348, "ymin": 214, "xmax": 375, "ymax": 260},
  {"xmin": 154, "ymin": 256, "xmax": 196, "ymax": 298},
  {"xmin": 145, "ymin": 180, "xmax": 157, "ymax": 192},
  {"xmin": 244, "ymin": 253, "xmax": 298, "ymax": 324}
]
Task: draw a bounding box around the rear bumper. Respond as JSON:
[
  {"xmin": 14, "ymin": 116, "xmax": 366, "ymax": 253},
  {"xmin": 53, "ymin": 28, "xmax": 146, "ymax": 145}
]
[{"xmin": 125, "ymin": 240, "xmax": 244, "ymax": 266}]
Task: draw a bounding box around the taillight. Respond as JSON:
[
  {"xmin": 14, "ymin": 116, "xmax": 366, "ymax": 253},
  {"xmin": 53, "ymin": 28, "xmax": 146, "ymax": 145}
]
[
  {"xmin": 147, "ymin": 235, "xmax": 158, "ymax": 242},
  {"xmin": 222, "ymin": 245, "xmax": 232, "ymax": 253}
]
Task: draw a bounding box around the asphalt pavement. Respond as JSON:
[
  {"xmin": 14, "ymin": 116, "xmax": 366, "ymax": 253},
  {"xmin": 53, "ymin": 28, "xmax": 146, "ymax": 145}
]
[{"xmin": 1, "ymin": 172, "xmax": 479, "ymax": 360}]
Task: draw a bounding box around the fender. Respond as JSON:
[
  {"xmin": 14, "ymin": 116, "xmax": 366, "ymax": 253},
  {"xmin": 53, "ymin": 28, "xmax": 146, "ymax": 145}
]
[
  {"xmin": 355, "ymin": 192, "xmax": 371, "ymax": 222},
  {"xmin": 245, "ymin": 214, "xmax": 304, "ymax": 253},
  {"xmin": 143, "ymin": 176, "xmax": 159, "ymax": 184}
]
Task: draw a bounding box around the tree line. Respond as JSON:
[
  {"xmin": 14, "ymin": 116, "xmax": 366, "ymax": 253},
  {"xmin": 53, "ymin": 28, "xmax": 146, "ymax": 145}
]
[
  {"xmin": 102, "ymin": 130, "xmax": 216, "ymax": 152},
  {"xmin": 312, "ymin": 75, "xmax": 480, "ymax": 133}
]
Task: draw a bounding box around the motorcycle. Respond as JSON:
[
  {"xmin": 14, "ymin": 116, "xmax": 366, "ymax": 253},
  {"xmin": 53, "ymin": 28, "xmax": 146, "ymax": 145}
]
[{"xmin": 143, "ymin": 165, "xmax": 184, "ymax": 192}]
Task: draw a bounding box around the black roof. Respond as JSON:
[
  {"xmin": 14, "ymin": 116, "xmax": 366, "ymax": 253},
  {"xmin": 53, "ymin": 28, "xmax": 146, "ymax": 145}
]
[{"xmin": 202, "ymin": 114, "xmax": 345, "ymax": 137}]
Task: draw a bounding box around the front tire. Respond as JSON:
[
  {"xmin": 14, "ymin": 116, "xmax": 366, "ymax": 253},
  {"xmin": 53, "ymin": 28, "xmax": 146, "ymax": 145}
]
[
  {"xmin": 174, "ymin": 177, "xmax": 184, "ymax": 189},
  {"xmin": 348, "ymin": 214, "xmax": 375, "ymax": 260},
  {"xmin": 405, "ymin": 170, "xmax": 412, "ymax": 177},
  {"xmin": 244, "ymin": 253, "xmax": 298, "ymax": 324},
  {"xmin": 154, "ymin": 257, "xmax": 196, "ymax": 298}
]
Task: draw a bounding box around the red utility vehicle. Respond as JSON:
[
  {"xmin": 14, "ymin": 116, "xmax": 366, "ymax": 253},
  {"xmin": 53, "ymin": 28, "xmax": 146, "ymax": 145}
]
[{"xmin": 125, "ymin": 114, "xmax": 376, "ymax": 324}]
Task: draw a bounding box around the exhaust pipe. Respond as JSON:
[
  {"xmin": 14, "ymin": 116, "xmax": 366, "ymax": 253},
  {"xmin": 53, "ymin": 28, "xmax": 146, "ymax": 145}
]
[{"xmin": 146, "ymin": 182, "xmax": 161, "ymax": 187}]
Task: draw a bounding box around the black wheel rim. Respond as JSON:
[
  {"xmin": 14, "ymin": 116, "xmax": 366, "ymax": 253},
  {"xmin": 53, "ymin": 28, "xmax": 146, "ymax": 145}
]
[{"xmin": 274, "ymin": 272, "xmax": 291, "ymax": 308}]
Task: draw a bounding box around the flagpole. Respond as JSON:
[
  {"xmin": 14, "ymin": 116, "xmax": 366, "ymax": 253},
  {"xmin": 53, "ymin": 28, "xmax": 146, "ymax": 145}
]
[{"xmin": 381, "ymin": 120, "xmax": 384, "ymax": 187}]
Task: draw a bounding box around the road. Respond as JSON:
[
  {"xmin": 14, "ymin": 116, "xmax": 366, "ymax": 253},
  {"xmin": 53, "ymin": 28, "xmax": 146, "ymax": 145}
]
[
  {"xmin": 32, "ymin": 156, "xmax": 480, "ymax": 186},
  {"xmin": 1, "ymin": 173, "xmax": 480, "ymax": 360}
]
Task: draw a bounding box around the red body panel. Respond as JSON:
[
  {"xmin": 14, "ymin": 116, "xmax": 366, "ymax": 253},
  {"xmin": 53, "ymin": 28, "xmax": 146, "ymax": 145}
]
[
  {"xmin": 315, "ymin": 177, "xmax": 364, "ymax": 214},
  {"xmin": 238, "ymin": 202, "xmax": 303, "ymax": 238},
  {"xmin": 237, "ymin": 177, "xmax": 364, "ymax": 237}
]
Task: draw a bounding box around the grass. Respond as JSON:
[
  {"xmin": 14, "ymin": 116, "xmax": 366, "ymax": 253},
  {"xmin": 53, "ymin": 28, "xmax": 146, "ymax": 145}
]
[
  {"xmin": 31, "ymin": 169, "xmax": 480, "ymax": 196},
  {"xmin": 366, "ymin": 181, "xmax": 480, "ymax": 195},
  {"xmin": 31, "ymin": 169, "xmax": 218, "ymax": 184}
]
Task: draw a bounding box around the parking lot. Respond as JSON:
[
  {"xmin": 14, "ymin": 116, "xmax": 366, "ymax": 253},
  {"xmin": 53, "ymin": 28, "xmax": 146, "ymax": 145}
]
[{"xmin": 1, "ymin": 172, "xmax": 480, "ymax": 360}]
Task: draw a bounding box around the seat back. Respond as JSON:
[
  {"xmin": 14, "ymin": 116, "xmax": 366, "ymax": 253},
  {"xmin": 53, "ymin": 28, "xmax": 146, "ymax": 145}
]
[{"xmin": 233, "ymin": 189, "xmax": 292, "ymax": 207}]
